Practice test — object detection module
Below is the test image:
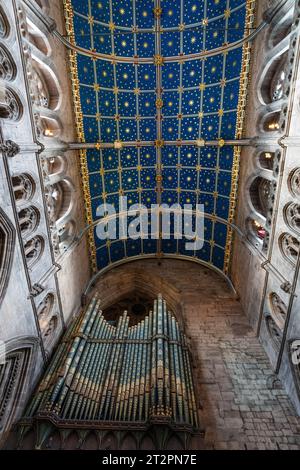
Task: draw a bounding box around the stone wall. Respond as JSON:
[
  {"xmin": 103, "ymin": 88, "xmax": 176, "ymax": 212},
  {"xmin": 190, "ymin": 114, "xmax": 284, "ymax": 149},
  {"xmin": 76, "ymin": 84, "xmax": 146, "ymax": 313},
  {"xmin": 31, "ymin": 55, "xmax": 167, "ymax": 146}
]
[{"xmin": 0, "ymin": 0, "xmax": 90, "ymax": 444}]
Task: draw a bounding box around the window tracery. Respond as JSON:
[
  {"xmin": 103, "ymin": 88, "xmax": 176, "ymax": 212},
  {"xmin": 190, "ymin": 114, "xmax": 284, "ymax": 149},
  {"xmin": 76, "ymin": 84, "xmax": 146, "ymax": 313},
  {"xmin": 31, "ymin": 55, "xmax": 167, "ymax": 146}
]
[
  {"xmin": 0, "ymin": 45, "xmax": 16, "ymax": 82},
  {"xmin": 0, "ymin": 209, "xmax": 15, "ymax": 306},
  {"xmin": 18, "ymin": 207, "xmax": 40, "ymax": 236},
  {"xmin": 271, "ymin": 67, "xmax": 286, "ymax": 102},
  {"xmin": 0, "ymin": 347, "xmax": 32, "ymax": 433},
  {"xmin": 288, "ymin": 168, "xmax": 300, "ymax": 198},
  {"xmin": 0, "ymin": 7, "xmax": 9, "ymax": 39},
  {"xmin": 284, "ymin": 203, "xmax": 300, "ymax": 235},
  {"xmin": 279, "ymin": 233, "xmax": 300, "ymax": 266},
  {"xmin": 24, "ymin": 236, "xmax": 44, "ymax": 267},
  {"xmin": 259, "ymin": 152, "xmax": 275, "ymax": 171},
  {"xmin": 249, "ymin": 177, "xmax": 275, "ymax": 218},
  {"xmin": 12, "ymin": 174, "xmax": 35, "ymax": 203},
  {"xmin": 0, "ymin": 86, "xmax": 22, "ymax": 121}
]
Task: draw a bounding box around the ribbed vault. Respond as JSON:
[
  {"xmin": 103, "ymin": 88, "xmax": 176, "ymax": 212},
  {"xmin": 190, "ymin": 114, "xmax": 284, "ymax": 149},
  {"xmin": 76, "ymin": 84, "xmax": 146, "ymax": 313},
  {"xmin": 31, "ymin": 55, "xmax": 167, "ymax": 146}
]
[{"xmin": 64, "ymin": 0, "xmax": 254, "ymax": 275}]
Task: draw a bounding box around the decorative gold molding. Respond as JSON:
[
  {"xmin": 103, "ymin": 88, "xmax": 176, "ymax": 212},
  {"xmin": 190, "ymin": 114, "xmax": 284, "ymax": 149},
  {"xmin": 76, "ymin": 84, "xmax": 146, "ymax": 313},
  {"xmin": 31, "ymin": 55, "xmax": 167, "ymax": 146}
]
[
  {"xmin": 224, "ymin": 0, "xmax": 256, "ymax": 275},
  {"xmin": 63, "ymin": 0, "xmax": 97, "ymax": 273}
]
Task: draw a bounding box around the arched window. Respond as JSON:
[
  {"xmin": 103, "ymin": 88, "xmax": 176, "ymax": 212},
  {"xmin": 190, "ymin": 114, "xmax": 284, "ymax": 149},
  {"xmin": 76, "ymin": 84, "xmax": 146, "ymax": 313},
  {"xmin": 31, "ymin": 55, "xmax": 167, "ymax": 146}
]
[
  {"xmin": 0, "ymin": 86, "xmax": 22, "ymax": 121},
  {"xmin": 41, "ymin": 117, "xmax": 61, "ymax": 138},
  {"xmin": 12, "ymin": 174, "xmax": 35, "ymax": 202},
  {"xmin": 0, "ymin": 209, "xmax": 15, "ymax": 306},
  {"xmin": 263, "ymin": 113, "xmax": 281, "ymax": 132},
  {"xmin": 45, "ymin": 184, "xmax": 63, "ymax": 225},
  {"xmin": 269, "ymin": 293, "xmax": 287, "ymax": 330},
  {"xmin": 45, "ymin": 179, "xmax": 74, "ymax": 226},
  {"xmin": 24, "ymin": 236, "xmax": 44, "ymax": 267},
  {"xmin": 0, "ymin": 7, "xmax": 9, "ymax": 39},
  {"xmin": 28, "ymin": 66, "xmax": 49, "ymax": 109},
  {"xmin": 0, "ymin": 45, "xmax": 16, "ymax": 81},
  {"xmin": 265, "ymin": 315, "xmax": 282, "ymax": 350},
  {"xmin": 259, "ymin": 152, "xmax": 275, "ymax": 170},
  {"xmin": 249, "ymin": 177, "xmax": 275, "ymax": 218},
  {"xmin": 270, "ymin": 53, "xmax": 288, "ymax": 102},
  {"xmin": 18, "ymin": 206, "xmax": 39, "ymax": 236},
  {"xmin": 284, "ymin": 203, "xmax": 300, "ymax": 235},
  {"xmin": 29, "ymin": 61, "xmax": 61, "ymax": 111},
  {"xmin": 279, "ymin": 233, "xmax": 300, "ymax": 266},
  {"xmin": 260, "ymin": 52, "xmax": 288, "ymax": 104},
  {"xmin": 288, "ymin": 168, "xmax": 300, "ymax": 198},
  {"xmin": 0, "ymin": 345, "xmax": 32, "ymax": 434},
  {"xmin": 271, "ymin": 67, "xmax": 286, "ymax": 102}
]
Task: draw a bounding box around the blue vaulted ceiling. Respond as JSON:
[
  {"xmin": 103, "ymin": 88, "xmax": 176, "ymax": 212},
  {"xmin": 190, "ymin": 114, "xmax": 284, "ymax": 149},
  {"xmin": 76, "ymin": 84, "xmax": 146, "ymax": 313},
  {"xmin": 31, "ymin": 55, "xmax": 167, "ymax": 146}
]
[{"xmin": 66, "ymin": 0, "xmax": 250, "ymax": 274}]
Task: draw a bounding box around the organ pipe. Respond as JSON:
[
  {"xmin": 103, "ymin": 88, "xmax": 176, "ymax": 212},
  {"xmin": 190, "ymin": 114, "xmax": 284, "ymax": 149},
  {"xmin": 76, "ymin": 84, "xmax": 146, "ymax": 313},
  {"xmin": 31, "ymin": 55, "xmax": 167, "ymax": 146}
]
[{"xmin": 24, "ymin": 295, "xmax": 199, "ymax": 430}]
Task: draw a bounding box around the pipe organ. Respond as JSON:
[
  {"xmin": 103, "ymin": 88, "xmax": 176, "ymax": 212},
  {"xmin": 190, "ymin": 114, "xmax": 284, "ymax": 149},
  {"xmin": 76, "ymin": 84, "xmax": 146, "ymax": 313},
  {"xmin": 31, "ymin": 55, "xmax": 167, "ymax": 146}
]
[{"xmin": 13, "ymin": 295, "xmax": 202, "ymax": 450}]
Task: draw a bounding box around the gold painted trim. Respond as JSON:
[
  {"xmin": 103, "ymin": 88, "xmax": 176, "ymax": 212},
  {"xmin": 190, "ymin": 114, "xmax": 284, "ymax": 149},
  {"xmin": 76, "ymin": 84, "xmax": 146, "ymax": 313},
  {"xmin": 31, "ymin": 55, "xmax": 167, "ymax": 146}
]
[
  {"xmin": 63, "ymin": 0, "xmax": 97, "ymax": 273},
  {"xmin": 224, "ymin": 0, "xmax": 256, "ymax": 275}
]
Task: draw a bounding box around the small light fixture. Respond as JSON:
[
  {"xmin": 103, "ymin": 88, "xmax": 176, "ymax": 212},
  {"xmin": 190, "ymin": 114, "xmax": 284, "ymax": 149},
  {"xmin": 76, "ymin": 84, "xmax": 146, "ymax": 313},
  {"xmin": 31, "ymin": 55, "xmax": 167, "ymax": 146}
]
[
  {"xmin": 265, "ymin": 152, "xmax": 272, "ymax": 159},
  {"xmin": 268, "ymin": 122, "xmax": 280, "ymax": 130},
  {"xmin": 44, "ymin": 129, "xmax": 54, "ymax": 137}
]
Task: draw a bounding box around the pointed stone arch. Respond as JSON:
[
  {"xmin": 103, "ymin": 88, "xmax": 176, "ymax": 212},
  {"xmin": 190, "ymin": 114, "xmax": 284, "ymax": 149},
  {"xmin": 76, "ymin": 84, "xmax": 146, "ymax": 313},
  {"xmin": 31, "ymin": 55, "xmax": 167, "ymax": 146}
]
[
  {"xmin": 0, "ymin": 209, "xmax": 15, "ymax": 307},
  {"xmin": 0, "ymin": 337, "xmax": 39, "ymax": 441}
]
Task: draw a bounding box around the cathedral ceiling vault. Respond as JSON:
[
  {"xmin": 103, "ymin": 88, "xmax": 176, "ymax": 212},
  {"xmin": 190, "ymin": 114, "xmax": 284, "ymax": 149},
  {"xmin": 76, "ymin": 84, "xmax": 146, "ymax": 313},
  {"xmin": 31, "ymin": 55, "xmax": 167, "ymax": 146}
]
[{"xmin": 63, "ymin": 0, "xmax": 255, "ymax": 275}]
